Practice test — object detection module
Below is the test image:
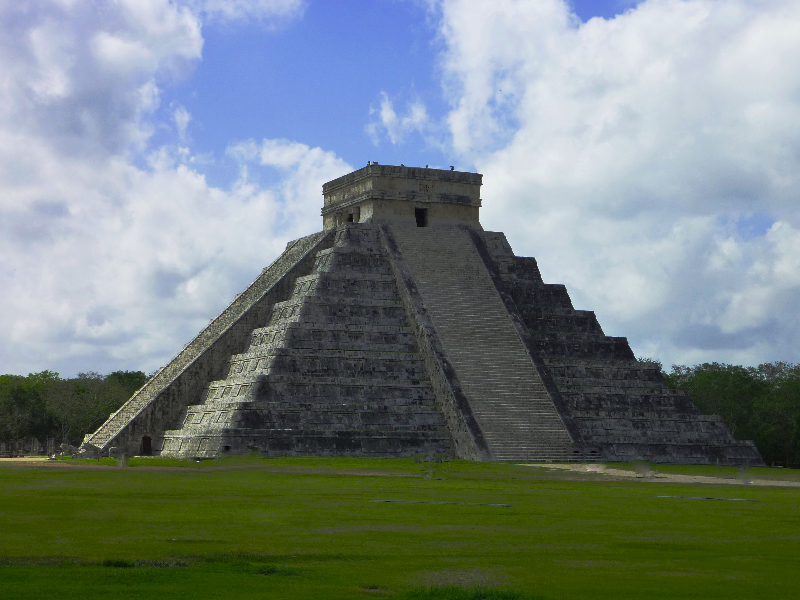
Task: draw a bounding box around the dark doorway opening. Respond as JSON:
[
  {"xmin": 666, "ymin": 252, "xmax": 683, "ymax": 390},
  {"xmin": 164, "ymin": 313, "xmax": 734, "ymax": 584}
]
[
  {"xmin": 347, "ymin": 207, "xmax": 360, "ymax": 223},
  {"xmin": 415, "ymin": 207, "xmax": 428, "ymax": 227},
  {"xmin": 141, "ymin": 436, "xmax": 152, "ymax": 456}
]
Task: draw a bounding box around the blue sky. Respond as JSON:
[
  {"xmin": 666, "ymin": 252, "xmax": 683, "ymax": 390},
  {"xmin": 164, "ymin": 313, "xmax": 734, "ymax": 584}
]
[
  {"xmin": 2, "ymin": 0, "xmax": 800, "ymax": 377},
  {"xmin": 158, "ymin": 0, "xmax": 644, "ymax": 187}
]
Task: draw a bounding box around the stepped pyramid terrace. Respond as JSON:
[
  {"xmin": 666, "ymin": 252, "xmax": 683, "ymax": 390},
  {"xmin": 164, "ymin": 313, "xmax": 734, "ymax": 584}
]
[{"xmin": 82, "ymin": 164, "xmax": 763, "ymax": 465}]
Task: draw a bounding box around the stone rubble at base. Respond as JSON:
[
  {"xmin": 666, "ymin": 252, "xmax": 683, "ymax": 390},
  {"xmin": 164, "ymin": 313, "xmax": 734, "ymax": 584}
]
[{"xmin": 81, "ymin": 165, "xmax": 763, "ymax": 465}]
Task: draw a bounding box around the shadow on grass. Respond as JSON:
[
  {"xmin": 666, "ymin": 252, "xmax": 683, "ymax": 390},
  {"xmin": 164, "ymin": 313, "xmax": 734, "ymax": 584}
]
[
  {"xmin": 199, "ymin": 552, "xmax": 301, "ymax": 576},
  {"xmin": 99, "ymin": 558, "xmax": 191, "ymax": 568},
  {"xmin": 1, "ymin": 552, "xmax": 297, "ymax": 576},
  {"xmin": 0, "ymin": 557, "xmax": 188, "ymax": 568}
]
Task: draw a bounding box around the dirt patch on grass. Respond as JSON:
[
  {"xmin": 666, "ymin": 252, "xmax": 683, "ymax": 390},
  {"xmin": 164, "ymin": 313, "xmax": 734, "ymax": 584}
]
[
  {"xmin": 415, "ymin": 568, "xmax": 506, "ymax": 588},
  {"xmin": 521, "ymin": 463, "xmax": 800, "ymax": 487},
  {"xmin": 0, "ymin": 458, "xmax": 117, "ymax": 469}
]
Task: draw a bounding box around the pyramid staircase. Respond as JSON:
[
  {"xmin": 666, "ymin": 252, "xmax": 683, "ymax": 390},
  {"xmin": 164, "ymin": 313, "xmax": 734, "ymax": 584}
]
[
  {"xmin": 389, "ymin": 226, "xmax": 574, "ymax": 462},
  {"xmin": 161, "ymin": 224, "xmax": 452, "ymax": 458}
]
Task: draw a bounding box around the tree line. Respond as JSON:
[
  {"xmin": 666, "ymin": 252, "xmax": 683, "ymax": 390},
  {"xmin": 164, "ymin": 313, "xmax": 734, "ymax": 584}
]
[
  {"xmin": 1, "ymin": 362, "xmax": 799, "ymax": 466},
  {"xmin": 0, "ymin": 371, "xmax": 148, "ymax": 448},
  {"xmin": 638, "ymin": 360, "xmax": 800, "ymax": 467}
]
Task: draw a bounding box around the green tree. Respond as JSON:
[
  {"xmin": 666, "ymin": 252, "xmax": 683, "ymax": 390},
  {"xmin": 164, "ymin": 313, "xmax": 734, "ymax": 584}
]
[
  {"xmin": 106, "ymin": 370, "xmax": 148, "ymax": 397},
  {"xmin": 44, "ymin": 372, "xmax": 132, "ymax": 445},
  {"xmin": 664, "ymin": 362, "xmax": 800, "ymax": 466},
  {"xmin": 750, "ymin": 363, "xmax": 800, "ymax": 466},
  {"xmin": 0, "ymin": 371, "xmax": 59, "ymax": 443},
  {"xmin": 665, "ymin": 363, "xmax": 766, "ymax": 439},
  {"xmin": 1, "ymin": 370, "xmax": 146, "ymax": 447}
]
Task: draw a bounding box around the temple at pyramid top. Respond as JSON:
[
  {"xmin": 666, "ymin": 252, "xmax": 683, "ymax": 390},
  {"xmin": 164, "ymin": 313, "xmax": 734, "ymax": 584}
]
[
  {"xmin": 321, "ymin": 164, "xmax": 483, "ymax": 229},
  {"xmin": 82, "ymin": 163, "xmax": 763, "ymax": 466}
]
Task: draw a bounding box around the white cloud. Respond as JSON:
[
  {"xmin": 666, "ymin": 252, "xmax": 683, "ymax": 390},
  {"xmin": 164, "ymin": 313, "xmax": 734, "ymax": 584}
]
[
  {"xmin": 432, "ymin": 0, "xmax": 800, "ymax": 366},
  {"xmin": 0, "ymin": 0, "xmax": 341, "ymax": 377},
  {"xmin": 181, "ymin": 0, "xmax": 305, "ymax": 24},
  {"xmin": 91, "ymin": 31, "xmax": 158, "ymax": 75},
  {"xmin": 174, "ymin": 105, "xmax": 192, "ymax": 141},
  {"xmin": 0, "ymin": 0, "xmax": 202, "ymax": 156},
  {"xmin": 367, "ymin": 92, "xmax": 433, "ymax": 146},
  {"xmin": 0, "ymin": 133, "xmax": 349, "ymax": 376},
  {"xmin": 227, "ymin": 138, "xmax": 352, "ymax": 239},
  {"xmin": 6, "ymin": 0, "xmax": 800, "ymax": 380}
]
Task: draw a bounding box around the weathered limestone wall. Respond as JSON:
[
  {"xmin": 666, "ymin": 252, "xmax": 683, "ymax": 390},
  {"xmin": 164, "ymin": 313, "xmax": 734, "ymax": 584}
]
[
  {"xmin": 81, "ymin": 231, "xmax": 334, "ymax": 456},
  {"xmin": 353, "ymin": 199, "xmax": 480, "ymax": 228},
  {"xmin": 323, "ymin": 164, "xmax": 481, "ymax": 208},
  {"xmin": 322, "ymin": 164, "xmax": 483, "ymax": 229}
]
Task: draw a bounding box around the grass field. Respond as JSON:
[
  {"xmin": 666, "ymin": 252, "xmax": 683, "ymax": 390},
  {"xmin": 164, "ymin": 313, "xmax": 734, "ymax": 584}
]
[{"xmin": 1, "ymin": 457, "xmax": 798, "ymax": 599}]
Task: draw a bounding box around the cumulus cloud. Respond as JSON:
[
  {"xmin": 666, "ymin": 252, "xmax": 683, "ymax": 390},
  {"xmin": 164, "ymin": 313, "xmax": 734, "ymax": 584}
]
[
  {"xmin": 428, "ymin": 0, "xmax": 800, "ymax": 365},
  {"xmin": 0, "ymin": 140, "xmax": 348, "ymax": 377},
  {"xmin": 367, "ymin": 92, "xmax": 434, "ymax": 146},
  {"xmin": 174, "ymin": 105, "xmax": 192, "ymax": 141},
  {"xmin": 6, "ymin": 0, "xmax": 800, "ymax": 379},
  {"xmin": 0, "ymin": 0, "xmax": 340, "ymax": 377},
  {"xmin": 0, "ymin": 0, "xmax": 202, "ymax": 156},
  {"xmin": 227, "ymin": 138, "xmax": 352, "ymax": 238}
]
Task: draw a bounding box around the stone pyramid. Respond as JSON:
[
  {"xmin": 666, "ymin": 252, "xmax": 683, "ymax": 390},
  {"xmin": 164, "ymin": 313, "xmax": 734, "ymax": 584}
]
[{"xmin": 82, "ymin": 164, "xmax": 763, "ymax": 465}]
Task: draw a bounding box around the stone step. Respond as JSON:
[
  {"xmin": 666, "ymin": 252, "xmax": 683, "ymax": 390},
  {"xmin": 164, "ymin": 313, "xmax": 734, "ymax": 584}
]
[
  {"xmin": 177, "ymin": 414, "xmax": 448, "ymax": 432},
  {"xmin": 272, "ymin": 296, "xmax": 405, "ymax": 312},
  {"xmin": 203, "ymin": 374, "xmax": 434, "ymax": 390},
  {"xmin": 295, "ymin": 272, "xmax": 396, "ymax": 283},
  {"xmin": 315, "ymin": 244, "xmax": 387, "ymax": 256},
  {"xmin": 185, "ymin": 400, "xmax": 443, "ymax": 413},
  {"xmin": 162, "ymin": 430, "xmax": 452, "ymax": 458},
  {"xmin": 534, "ymin": 338, "xmax": 635, "ymax": 361},
  {"xmin": 254, "ymin": 322, "xmax": 414, "ymax": 335},
  {"xmin": 293, "ymin": 274, "xmax": 399, "ymax": 296},
  {"xmin": 564, "ymin": 395, "xmax": 700, "ymax": 414},
  {"xmin": 267, "ymin": 310, "xmax": 408, "ymax": 328},
  {"xmin": 572, "ymin": 411, "xmax": 713, "ymax": 421},
  {"xmin": 252, "ymin": 341, "xmax": 417, "ymax": 354},
  {"xmin": 226, "ymin": 349, "xmax": 428, "ymax": 376},
  {"xmin": 229, "ymin": 347, "xmax": 423, "ymax": 362},
  {"xmin": 289, "ymin": 291, "xmax": 403, "ymax": 304},
  {"xmin": 166, "ymin": 427, "xmax": 451, "ymax": 438},
  {"xmin": 312, "ymin": 248, "xmax": 394, "ymax": 275}
]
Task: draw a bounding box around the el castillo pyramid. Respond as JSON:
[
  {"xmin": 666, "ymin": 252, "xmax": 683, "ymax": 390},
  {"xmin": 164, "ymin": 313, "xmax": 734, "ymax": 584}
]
[{"xmin": 82, "ymin": 164, "xmax": 763, "ymax": 465}]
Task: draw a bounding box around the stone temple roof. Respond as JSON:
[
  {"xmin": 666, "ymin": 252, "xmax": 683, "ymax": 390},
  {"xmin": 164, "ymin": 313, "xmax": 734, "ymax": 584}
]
[{"xmin": 321, "ymin": 164, "xmax": 482, "ymax": 217}]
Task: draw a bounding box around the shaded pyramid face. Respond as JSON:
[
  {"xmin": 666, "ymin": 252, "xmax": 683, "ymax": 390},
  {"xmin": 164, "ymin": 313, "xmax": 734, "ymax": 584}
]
[
  {"xmin": 161, "ymin": 224, "xmax": 453, "ymax": 458},
  {"xmin": 481, "ymin": 234, "xmax": 764, "ymax": 464}
]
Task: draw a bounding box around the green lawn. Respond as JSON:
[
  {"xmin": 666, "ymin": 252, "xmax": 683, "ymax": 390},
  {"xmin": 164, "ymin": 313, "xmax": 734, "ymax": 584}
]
[{"xmin": 1, "ymin": 457, "xmax": 798, "ymax": 599}]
